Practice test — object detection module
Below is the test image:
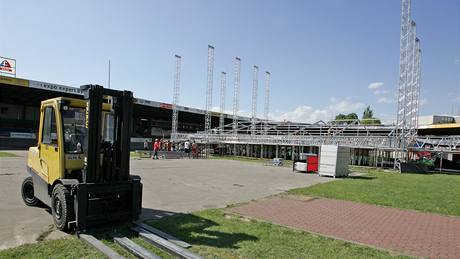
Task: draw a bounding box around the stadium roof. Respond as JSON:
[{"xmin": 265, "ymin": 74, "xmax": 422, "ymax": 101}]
[{"xmin": 0, "ymin": 75, "xmax": 248, "ymax": 120}]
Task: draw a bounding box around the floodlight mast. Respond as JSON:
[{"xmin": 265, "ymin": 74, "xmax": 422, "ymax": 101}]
[{"xmin": 171, "ymin": 54, "xmax": 181, "ymax": 142}]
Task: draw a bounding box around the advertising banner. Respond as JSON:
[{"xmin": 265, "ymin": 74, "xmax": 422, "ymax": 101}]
[
  {"xmin": 29, "ymin": 80, "xmax": 83, "ymax": 95},
  {"xmin": 0, "ymin": 75, "xmax": 28, "ymax": 87},
  {"xmin": 0, "ymin": 57, "xmax": 16, "ymax": 76}
]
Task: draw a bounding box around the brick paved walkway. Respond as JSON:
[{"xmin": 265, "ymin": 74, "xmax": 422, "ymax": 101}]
[{"xmin": 229, "ymin": 196, "xmax": 460, "ymax": 258}]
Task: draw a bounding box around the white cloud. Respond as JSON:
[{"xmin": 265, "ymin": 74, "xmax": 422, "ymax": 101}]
[
  {"xmin": 273, "ymin": 98, "xmax": 365, "ymax": 123},
  {"xmin": 373, "ymin": 89, "xmax": 390, "ymax": 95},
  {"xmin": 378, "ymin": 113, "xmax": 396, "ymax": 125},
  {"xmin": 368, "ymin": 82, "xmax": 384, "ymax": 89},
  {"xmin": 211, "ymin": 106, "xmax": 226, "ymax": 113},
  {"xmin": 378, "ymin": 96, "xmax": 396, "ymax": 104},
  {"xmin": 419, "ymin": 99, "xmax": 429, "ymax": 106}
]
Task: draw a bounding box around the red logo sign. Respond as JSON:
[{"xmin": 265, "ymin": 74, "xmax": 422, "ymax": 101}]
[
  {"xmin": 0, "ymin": 60, "xmax": 11, "ymax": 68},
  {"xmin": 0, "ymin": 58, "xmax": 15, "ymax": 74}
]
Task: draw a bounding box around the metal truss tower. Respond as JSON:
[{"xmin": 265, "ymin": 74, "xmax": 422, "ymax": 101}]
[
  {"xmin": 395, "ymin": 0, "xmax": 421, "ymax": 152},
  {"xmin": 171, "ymin": 54, "xmax": 181, "ymax": 142},
  {"xmin": 412, "ymin": 40, "xmax": 422, "ymax": 132},
  {"xmin": 396, "ymin": 0, "xmax": 411, "ymax": 149},
  {"xmin": 251, "ymin": 65, "xmax": 259, "ymax": 134},
  {"xmin": 219, "ymin": 71, "xmax": 227, "ymax": 130},
  {"xmin": 205, "ymin": 45, "xmax": 215, "ymax": 134},
  {"xmin": 232, "ymin": 57, "xmax": 241, "ymax": 134},
  {"xmin": 405, "ymin": 21, "xmax": 417, "ymax": 136},
  {"xmin": 407, "ymin": 38, "xmax": 421, "ymax": 136},
  {"xmin": 264, "ymin": 71, "xmax": 271, "ymax": 132}
]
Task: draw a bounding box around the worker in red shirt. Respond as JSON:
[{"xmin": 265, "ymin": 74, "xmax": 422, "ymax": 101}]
[
  {"xmin": 152, "ymin": 138, "xmax": 160, "ymax": 159},
  {"xmin": 192, "ymin": 141, "xmax": 198, "ymax": 159}
]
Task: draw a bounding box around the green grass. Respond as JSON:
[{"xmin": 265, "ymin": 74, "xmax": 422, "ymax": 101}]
[
  {"xmin": 146, "ymin": 209, "xmax": 408, "ymax": 259},
  {"xmin": 0, "ymin": 209, "xmax": 408, "ymax": 259},
  {"xmin": 87, "ymin": 223, "xmax": 175, "ymax": 259},
  {"xmin": 289, "ymin": 167, "xmax": 460, "ymax": 217},
  {"xmin": 0, "ymin": 237, "xmax": 103, "ymax": 259},
  {"xmin": 0, "ymin": 151, "xmax": 19, "ymax": 157},
  {"xmin": 0, "ymin": 226, "xmax": 176, "ymax": 259},
  {"xmin": 130, "ymin": 151, "xmax": 151, "ymax": 158}
]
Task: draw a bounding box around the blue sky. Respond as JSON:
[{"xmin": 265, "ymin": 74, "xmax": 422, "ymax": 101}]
[{"xmin": 1, "ymin": 0, "xmax": 459, "ymax": 123}]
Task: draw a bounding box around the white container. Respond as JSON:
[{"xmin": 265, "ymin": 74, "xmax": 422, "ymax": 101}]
[
  {"xmin": 294, "ymin": 162, "xmax": 307, "ymax": 171},
  {"xmin": 319, "ymin": 144, "xmax": 350, "ymax": 178}
]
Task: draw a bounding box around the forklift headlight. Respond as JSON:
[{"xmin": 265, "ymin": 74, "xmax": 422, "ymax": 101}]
[{"xmin": 62, "ymin": 105, "xmax": 69, "ymax": 111}]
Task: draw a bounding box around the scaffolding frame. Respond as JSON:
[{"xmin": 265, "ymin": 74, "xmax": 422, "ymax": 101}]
[{"xmin": 175, "ymin": 120, "xmax": 459, "ymax": 152}]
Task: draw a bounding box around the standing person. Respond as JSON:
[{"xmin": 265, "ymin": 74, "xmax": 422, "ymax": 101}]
[
  {"xmin": 152, "ymin": 138, "xmax": 160, "ymax": 159},
  {"xmin": 184, "ymin": 139, "xmax": 191, "ymax": 158},
  {"xmin": 192, "ymin": 141, "xmax": 198, "ymax": 159},
  {"xmin": 143, "ymin": 139, "xmax": 149, "ymax": 150},
  {"xmin": 143, "ymin": 139, "xmax": 149, "ymax": 157}
]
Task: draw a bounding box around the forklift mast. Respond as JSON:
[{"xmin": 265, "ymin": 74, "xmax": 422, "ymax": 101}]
[
  {"xmin": 81, "ymin": 84, "xmax": 133, "ymax": 183},
  {"xmin": 74, "ymin": 84, "xmax": 141, "ymax": 231}
]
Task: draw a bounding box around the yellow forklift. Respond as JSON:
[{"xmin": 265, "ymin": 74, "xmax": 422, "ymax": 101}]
[{"xmin": 21, "ymin": 85, "xmax": 142, "ymax": 232}]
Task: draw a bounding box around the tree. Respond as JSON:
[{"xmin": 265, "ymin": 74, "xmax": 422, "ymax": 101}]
[
  {"xmin": 361, "ymin": 105, "xmax": 381, "ymax": 125},
  {"xmin": 333, "ymin": 113, "xmax": 358, "ymax": 125},
  {"xmin": 362, "ymin": 105, "xmax": 373, "ymax": 119},
  {"xmin": 361, "ymin": 118, "xmax": 381, "ymax": 125},
  {"xmin": 334, "ymin": 114, "xmax": 346, "ymax": 120},
  {"xmin": 346, "ymin": 113, "xmax": 358, "ymax": 120}
]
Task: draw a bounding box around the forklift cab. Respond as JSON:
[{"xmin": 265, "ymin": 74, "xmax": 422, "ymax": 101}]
[{"xmin": 28, "ymin": 98, "xmax": 113, "ymax": 186}]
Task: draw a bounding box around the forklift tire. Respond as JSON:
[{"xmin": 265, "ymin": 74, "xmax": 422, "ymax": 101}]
[
  {"xmin": 21, "ymin": 177, "xmax": 39, "ymax": 207},
  {"xmin": 51, "ymin": 184, "xmax": 74, "ymax": 231}
]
